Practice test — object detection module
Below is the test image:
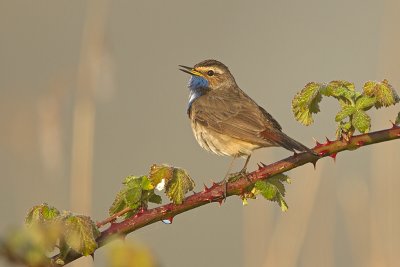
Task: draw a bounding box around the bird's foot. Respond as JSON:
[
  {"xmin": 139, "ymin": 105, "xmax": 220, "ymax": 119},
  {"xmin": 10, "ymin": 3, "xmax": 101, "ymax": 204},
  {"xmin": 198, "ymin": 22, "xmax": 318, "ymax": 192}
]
[
  {"xmin": 217, "ymin": 169, "xmax": 249, "ymax": 202},
  {"xmin": 226, "ymin": 168, "xmax": 248, "ymax": 182}
]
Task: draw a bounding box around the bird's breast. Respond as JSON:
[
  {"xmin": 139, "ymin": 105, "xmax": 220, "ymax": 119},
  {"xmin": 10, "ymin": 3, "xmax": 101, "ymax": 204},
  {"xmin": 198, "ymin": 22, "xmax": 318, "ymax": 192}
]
[{"xmin": 190, "ymin": 120, "xmax": 259, "ymax": 157}]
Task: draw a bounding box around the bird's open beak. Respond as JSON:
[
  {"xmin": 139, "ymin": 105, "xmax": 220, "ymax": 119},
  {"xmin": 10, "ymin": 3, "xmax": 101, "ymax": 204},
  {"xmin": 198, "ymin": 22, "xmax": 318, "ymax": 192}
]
[{"xmin": 179, "ymin": 65, "xmax": 203, "ymax": 76}]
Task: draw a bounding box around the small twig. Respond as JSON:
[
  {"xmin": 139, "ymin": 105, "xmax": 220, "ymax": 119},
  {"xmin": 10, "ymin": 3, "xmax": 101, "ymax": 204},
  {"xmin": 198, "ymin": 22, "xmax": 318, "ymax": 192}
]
[{"xmin": 96, "ymin": 207, "xmax": 133, "ymax": 228}]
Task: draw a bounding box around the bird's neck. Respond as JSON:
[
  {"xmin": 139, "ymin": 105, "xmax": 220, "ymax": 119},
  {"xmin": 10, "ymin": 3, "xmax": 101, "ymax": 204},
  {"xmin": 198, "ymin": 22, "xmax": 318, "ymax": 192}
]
[
  {"xmin": 188, "ymin": 75, "xmax": 209, "ymax": 89},
  {"xmin": 187, "ymin": 76, "xmax": 210, "ymax": 109}
]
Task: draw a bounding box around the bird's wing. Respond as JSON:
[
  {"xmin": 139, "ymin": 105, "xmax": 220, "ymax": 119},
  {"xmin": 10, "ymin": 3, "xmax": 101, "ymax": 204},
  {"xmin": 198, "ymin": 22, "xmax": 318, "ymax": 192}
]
[{"xmin": 190, "ymin": 90, "xmax": 283, "ymax": 146}]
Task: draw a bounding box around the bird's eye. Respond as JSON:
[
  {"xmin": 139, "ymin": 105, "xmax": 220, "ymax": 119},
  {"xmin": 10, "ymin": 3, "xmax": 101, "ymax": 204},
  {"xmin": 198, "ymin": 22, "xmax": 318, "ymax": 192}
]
[{"xmin": 207, "ymin": 70, "xmax": 214, "ymax": 76}]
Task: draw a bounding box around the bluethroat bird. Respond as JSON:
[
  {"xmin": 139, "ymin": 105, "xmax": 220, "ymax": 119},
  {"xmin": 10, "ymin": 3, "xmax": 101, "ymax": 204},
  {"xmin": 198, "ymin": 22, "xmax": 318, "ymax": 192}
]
[{"xmin": 179, "ymin": 59, "xmax": 314, "ymax": 184}]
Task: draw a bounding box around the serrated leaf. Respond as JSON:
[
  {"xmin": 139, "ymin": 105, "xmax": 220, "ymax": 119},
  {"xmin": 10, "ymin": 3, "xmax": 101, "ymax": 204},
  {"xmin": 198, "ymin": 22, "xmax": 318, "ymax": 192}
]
[
  {"xmin": 363, "ymin": 80, "xmax": 400, "ymax": 108},
  {"xmin": 253, "ymin": 174, "xmax": 290, "ymax": 211},
  {"xmin": 335, "ymin": 105, "xmax": 356, "ymax": 122},
  {"xmin": 395, "ymin": 112, "xmax": 400, "ymax": 125},
  {"xmin": 25, "ymin": 203, "xmax": 60, "ymax": 226},
  {"xmin": 328, "ymin": 80, "xmax": 355, "ymax": 91},
  {"xmin": 63, "ymin": 215, "xmax": 100, "ymax": 256},
  {"xmin": 292, "ymin": 82, "xmax": 324, "ymax": 125},
  {"xmin": 325, "ymin": 80, "xmax": 356, "ymax": 100},
  {"xmin": 165, "ymin": 168, "xmax": 195, "ymax": 204},
  {"xmin": 124, "ymin": 175, "xmax": 143, "ymax": 187},
  {"xmin": 267, "ymin": 174, "xmax": 289, "ymax": 197},
  {"xmin": 276, "ymin": 194, "xmax": 289, "ymax": 212},
  {"xmin": 110, "ymin": 175, "xmax": 162, "ymax": 218},
  {"xmin": 254, "ymin": 181, "xmax": 278, "ymax": 200},
  {"xmin": 352, "ymin": 110, "xmax": 371, "ymax": 133},
  {"xmin": 109, "ymin": 176, "xmax": 144, "ymax": 217},
  {"xmin": 109, "ymin": 186, "xmax": 142, "ymax": 217},
  {"xmin": 149, "ymin": 164, "xmax": 174, "ymax": 186},
  {"xmin": 355, "ymin": 96, "xmax": 376, "ymax": 111},
  {"xmin": 141, "ymin": 176, "xmax": 154, "ymax": 190}
]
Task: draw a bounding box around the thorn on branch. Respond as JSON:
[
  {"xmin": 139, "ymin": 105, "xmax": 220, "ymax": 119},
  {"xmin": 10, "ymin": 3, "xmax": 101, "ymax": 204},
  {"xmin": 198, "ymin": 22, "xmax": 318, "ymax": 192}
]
[
  {"xmin": 311, "ymin": 159, "xmax": 318, "ymax": 169},
  {"xmin": 203, "ymin": 184, "xmax": 210, "ymax": 192},
  {"xmin": 313, "ymin": 137, "xmax": 323, "ymax": 148},
  {"xmin": 325, "ymin": 137, "xmax": 333, "ymax": 145},
  {"xmin": 390, "ymin": 121, "xmax": 399, "ymax": 128}
]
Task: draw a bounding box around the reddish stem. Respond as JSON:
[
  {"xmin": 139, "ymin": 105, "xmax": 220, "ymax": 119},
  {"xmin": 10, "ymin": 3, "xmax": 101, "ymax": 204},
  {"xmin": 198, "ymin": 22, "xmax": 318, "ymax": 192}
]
[{"xmin": 51, "ymin": 126, "xmax": 400, "ymax": 266}]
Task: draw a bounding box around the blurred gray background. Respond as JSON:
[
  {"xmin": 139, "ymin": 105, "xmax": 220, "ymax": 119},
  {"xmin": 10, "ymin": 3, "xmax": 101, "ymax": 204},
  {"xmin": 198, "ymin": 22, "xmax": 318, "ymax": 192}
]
[{"xmin": 1, "ymin": 0, "xmax": 399, "ymax": 266}]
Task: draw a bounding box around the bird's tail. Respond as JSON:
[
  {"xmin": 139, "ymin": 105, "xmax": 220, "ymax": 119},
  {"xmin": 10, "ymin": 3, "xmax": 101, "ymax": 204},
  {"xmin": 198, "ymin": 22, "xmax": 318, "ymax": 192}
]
[
  {"xmin": 261, "ymin": 130, "xmax": 317, "ymax": 155},
  {"xmin": 279, "ymin": 132, "xmax": 317, "ymax": 155}
]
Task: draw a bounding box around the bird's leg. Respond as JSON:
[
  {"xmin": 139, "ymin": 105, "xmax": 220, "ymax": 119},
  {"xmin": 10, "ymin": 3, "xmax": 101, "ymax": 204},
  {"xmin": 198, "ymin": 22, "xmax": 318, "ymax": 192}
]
[
  {"xmin": 241, "ymin": 154, "xmax": 253, "ymax": 183},
  {"xmin": 223, "ymin": 155, "xmax": 252, "ymax": 183},
  {"xmin": 240, "ymin": 154, "xmax": 251, "ymax": 173},
  {"xmin": 219, "ymin": 157, "xmax": 237, "ymax": 200},
  {"xmin": 223, "ymin": 156, "xmax": 237, "ymax": 182},
  {"xmin": 219, "ymin": 155, "xmax": 252, "ymax": 201}
]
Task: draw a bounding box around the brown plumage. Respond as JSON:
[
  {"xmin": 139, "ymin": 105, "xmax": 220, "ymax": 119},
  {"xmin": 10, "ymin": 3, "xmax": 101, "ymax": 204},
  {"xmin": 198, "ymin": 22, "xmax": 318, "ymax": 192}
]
[{"xmin": 180, "ymin": 59, "xmax": 313, "ymax": 172}]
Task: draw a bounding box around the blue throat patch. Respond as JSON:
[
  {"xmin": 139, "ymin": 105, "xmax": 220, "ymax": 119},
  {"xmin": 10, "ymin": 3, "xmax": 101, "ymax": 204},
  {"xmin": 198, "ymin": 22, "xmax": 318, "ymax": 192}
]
[{"xmin": 187, "ymin": 76, "xmax": 209, "ymax": 109}]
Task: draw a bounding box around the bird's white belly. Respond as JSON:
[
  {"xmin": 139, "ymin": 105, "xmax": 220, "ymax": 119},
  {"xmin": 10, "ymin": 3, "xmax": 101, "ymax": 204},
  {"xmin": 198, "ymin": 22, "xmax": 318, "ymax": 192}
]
[{"xmin": 191, "ymin": 122, "xmax": 259, "ymax": 157}]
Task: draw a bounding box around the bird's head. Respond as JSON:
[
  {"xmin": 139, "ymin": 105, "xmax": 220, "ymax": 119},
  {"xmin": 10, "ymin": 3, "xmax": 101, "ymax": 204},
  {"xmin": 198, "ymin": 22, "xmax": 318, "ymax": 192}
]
[{"xmin": 179, "ymin": 59, "xmax": 236, "ymax": 90}]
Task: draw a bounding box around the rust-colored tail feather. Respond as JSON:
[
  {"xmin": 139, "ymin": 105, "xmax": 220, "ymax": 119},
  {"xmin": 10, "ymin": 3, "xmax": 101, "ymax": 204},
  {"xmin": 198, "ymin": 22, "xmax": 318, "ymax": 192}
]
[{"xmin": 261, "ymin": 129, "xmax": 316, "ymax": 155}]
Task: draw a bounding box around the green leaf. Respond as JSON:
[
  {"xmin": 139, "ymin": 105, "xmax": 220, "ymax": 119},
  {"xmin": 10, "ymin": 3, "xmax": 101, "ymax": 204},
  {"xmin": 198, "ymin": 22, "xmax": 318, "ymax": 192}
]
[
  {"xmin": 25, "ymin": 203, "xmax": 60, "ymax": 226},
  {"xmin": 253, "ymin": 174, "xmax": 290, "ymax": 211},
  {"xmin": 165, "ymin": 168, "xmax": 195, "ymax": 204},
  {"xmin": 363, "ymin": 80, "xmax": 400, "ymax": 108},
  {"xmin": 1, "ymin": 228, "xmax": 50, "ymax": 266},
  {"xmin": 24, "ymin": 204, "xmax": 64, "ymax": 252},
  {"xmin": 149, "ymin": 164, "xmax": 174, "ymax": 186},
  {"xmin": 148, "ymin": 194, "xmax": 162, "ymax": 204},
  {"xmin": 352, "ymin": 110, "xmax": 371, "ymax": 133},
  {"xmin": 254, "ymin": 180, "xmax": 278, "ymax": 200},
  {"xmin": 395, "ymin": 112, "xmax": 400, "ymax": 125},
  {"xmin": 140, "ymin": 176, "xmax": 154, "ymax": 190},
  {"xmin": 267, "ymin": 174, "xmax": 289, "ymax": 196},
  {"xmin": 355, "ymin": 96, "xmax": 376, "ymax": 111},
  {"xmin": 292, "ymin": 82, "xmax": 324, "ymax": 125},
  {"xmin": 276, "ymin": 194, "xmax": 289, "ymax": 212},
  {"xmin": 109, "ymin": 176, "xmax": 144, "ymax": 217},
  {"xmin": 109, "ymin": 187, "xmax": 141, "ymax": 217},
  {"xmin": 110, "ymin": 175, "xmax": 162, "ymax": 218},
  {"xmin": 63, "ymin": 214, "xmax": 100, "ymax": 256},
  {"xmin": 324, "ymin": 80, "xmax": 356, "ymax": 100},
  {"xmin": 335, "ymin": 105, "xmax": 356, "ymax": 122},
  {"xmin": 124, "ymin": 175, "xmax": 144, "ymax": 188}
]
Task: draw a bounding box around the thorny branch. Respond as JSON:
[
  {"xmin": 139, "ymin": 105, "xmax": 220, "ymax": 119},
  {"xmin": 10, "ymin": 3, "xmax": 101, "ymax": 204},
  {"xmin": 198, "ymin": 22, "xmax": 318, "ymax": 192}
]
[{"xmin": 46, "ymin": 124, "xmax": 399, "ymax": 266}]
